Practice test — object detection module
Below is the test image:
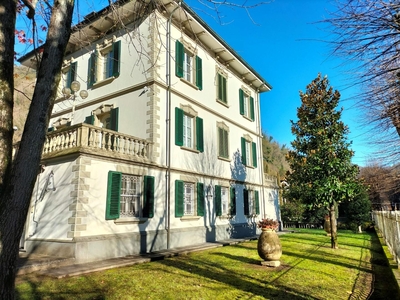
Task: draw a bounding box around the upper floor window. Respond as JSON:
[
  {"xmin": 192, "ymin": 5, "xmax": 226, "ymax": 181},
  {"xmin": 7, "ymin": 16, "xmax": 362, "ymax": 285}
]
[
  {"xmin": 175, "ymin": 40, "xmax": 202, "ymax": 90},
  {"xmin": 241, "ymin": 136, "xmax": 257, "ymax": 168},
  {"xmin": 239, "ymin": 89, "xmax": 255, "ymax": 121},
  {"xmin": 106, "ymin": 171, "xmax": 154, "ymax": 220},
  {"xmin": 175, "ymin": 181, "xmax": 204, "ymax": 217},
  {"xmin": 84, "ymin": 104, "xmax": 119, "ymax": 131},
  {"xmin": 215, "ymin": 185, "xmax": 236, "ymax": 217},
  {"xmin": 175, "ymin": 106, "xmax": 204, "ymax": 153},
  {"xmin": 217, "ymin": 122, "xmax": 229, "ymax": 159},
  {"xmin": 88, "ymin": 38, "xmax": 121, "ymax": 88},
  {"xmin": 243, "ymin": 189, "xmax": 260, "ymax": 216},
  {"xmin": 217, "ymin": 71, "xmax": 227, "ymax": 104},
  {"xmin": 62, "ymin": 62, "xmax": 77, "ymax": 91}
]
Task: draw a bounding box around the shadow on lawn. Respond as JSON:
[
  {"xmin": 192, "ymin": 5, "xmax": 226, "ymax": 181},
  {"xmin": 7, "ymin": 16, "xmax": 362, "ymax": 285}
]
[
  {"xmin": 15, "ymin": 274, "xmax": 108, "ymax": 299},
  {"xmin": 158, "ymin": 255, "xmax": 317, "ymax": 299}
]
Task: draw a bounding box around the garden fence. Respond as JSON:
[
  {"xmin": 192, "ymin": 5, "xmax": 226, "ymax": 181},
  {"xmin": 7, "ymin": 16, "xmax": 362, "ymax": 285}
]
[{"xmin": 372, "ymin": 210, "xmax": 400, "ymax": 266}]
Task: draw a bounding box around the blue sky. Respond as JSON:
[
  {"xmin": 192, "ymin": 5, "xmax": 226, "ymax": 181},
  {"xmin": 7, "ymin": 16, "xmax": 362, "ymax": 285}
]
[
  {"xmin": 186, "ymin": 0, "xmax": 376, "ymax": 166},
  {"xmin": 16, "ymin": 0, "xmax": 375, "ymax": 166}
]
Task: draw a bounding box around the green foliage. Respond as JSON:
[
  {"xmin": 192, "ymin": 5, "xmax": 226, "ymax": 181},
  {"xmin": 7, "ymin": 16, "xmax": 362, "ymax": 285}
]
[
  {"xmin": 280, "ymin": 200, "xmax": 305, "ymax": 222},
  {"xmin": 284, "ymin": 74, "xmax": 359, "ymax": 208},
  {"xmin": 262, "ymin": 132, "xmax": 289, "ymax": 178},
  {"xmin": 342, "ymin": 184, "xmax": 372, "ymax": 228}
]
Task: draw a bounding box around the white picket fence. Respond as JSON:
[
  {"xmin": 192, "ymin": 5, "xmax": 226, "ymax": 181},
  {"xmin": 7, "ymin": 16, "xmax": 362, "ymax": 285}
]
[{"xmin": 372, "ymin": 211, "xmax": 400, "ymax": 266}]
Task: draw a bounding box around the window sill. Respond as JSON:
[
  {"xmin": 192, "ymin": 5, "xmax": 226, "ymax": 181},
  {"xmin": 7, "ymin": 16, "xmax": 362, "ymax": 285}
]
[
  {"xmin": 180, "ymin": 146, "xmax": 200, "ymax": 154},
  {"xmin": 114, "ymin": 217, "xmax": 147, "ymax": 225},
  {"xmin": 246, "ymin": 214, "xmax": 258, "ymax": 218},
  {"xmin": 217, "ymin": 156, "xmax": 231, "ymax": 162},
  {"xmin": 242, "ymin": 114, "xmax": 254, "ymax": 122},
  {"xmin": 91, "ymin": 76, "xmax": 116, "ymax": 89},
  {"xmin": 216, "ymin": 99, "xmax": 229, "ymax": 108},
  {"xmin": 180, "ymin": 78, "xmax": 199, "ymax": 90},
  {"xmin": 219, "ymin": 215, "xmax": 233, "ymax": 220},
  {"xmin": 180, "ymin": 216, "xmax": 201, "ymax": 221}
]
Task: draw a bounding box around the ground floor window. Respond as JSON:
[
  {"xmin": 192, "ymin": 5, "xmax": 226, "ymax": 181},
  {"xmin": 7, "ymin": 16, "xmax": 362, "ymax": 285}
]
[
  {"xmin": 175, "ymin": 180, "xmax": 204, "ymax": 217},
  {"xmin": 106, "ymin": 171, "xmax": 154, "ymax": 220}
]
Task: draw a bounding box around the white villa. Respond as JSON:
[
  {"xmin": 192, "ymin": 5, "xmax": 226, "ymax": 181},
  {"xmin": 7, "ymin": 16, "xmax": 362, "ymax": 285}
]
[{"xmin": 19, "ymin": 0, "xmax": 279, "ymax": 263}]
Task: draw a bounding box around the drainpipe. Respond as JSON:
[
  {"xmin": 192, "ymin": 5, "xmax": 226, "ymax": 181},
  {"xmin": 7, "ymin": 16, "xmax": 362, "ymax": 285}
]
[
  {"xmin": 256, "ymin": 91, "xmax": 266, "ymax": 219},
  {"xmin": 165, "ymin": 1, "xmax": 181, "ymax": 250}
]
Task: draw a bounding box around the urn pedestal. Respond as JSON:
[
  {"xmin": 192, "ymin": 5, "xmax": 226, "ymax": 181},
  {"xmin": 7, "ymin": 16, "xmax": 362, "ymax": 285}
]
[{"xmin": 257, "ymin": 228, "xmax": 282, "ymax": 267}]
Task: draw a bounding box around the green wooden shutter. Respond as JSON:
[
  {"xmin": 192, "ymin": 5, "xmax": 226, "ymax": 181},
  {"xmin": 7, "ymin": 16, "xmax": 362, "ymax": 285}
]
[
  {"xmin": 230, "ymin": 187, "xmax": 236, "ymax": 215},
  {"xmin": 243, "ymin": 189, "xmax": 249, "ymax": 215},
  {"xmin": 195, "ymin": 56, "xmax": 202, "ymax": 90},
  {"xmin": 47, "ymin": 127, "xmax": 55, "ymax": 132},
  {"xmin": 175, "ymin": 180, "xmax": 184, "ymax": 217},
  {"xmin": 175, "ymin": 40, "xmax": 184, "ymax": 78},
  {"xmin": 241, "ymin": 137, "xmax": 246, "ymax": 165},
  {"xmin": 110, "ymin": 107, "xmax": 119, "ymax": 131},
  {"xmin": 85, "ymin": 115, "xmax": 95, "ymax": 125},
  {"xmin": 221, "ymin": 75, "xmax": 227, "ymax": 103},
  {"xmin": 112, "ymin": 40, "xmax": 121, "ymax": 78},
  {"xmin": 218, "ymin": 74, "xmax": 223, "ymax": 102},
  {"xmin": 215, "ymin": 185, "xmax": 222, "ymax": 216},
  {"xmin": 143, "ymin": 176, "xmax": 155, "ymax": 218},
  {"xmin": 67, "ymin": 62, "xmax": 77, "ymax": 88},
  {"xmin": 175, "ymin": 107, "xmax": 184, "ymax": 146},
  {"xmin": 88, "ymin": 52, "xmax": 97, "ymax": 88},
  {"xmin": 255, "ymin": 190, "xmax": 260, "ymax": 215},
  {"xmin": 106, "ymin": 171, "xmax": 122, "ymax": 220},
  {"xmin": 197, "ymin": 182, "xmax": 204, "ymax": 216},
  {"xmin": 239, "ymin": 89, "xmax": 244, "ymax": 115},
  {"xmin": 252, "ymin": 142, "xmax": 257, "ymax": 168},
  {"xmin": 196, "ymin": 117, "xmax": 204, "ymax": 152},
  {"xmin": 250, "ymin": 96, "xmax": 255, "ymax": 121}
]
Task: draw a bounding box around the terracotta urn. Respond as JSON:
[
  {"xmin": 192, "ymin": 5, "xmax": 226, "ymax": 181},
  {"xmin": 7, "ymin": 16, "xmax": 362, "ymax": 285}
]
[{"xmin": 257, "ymin": 228, "xmax": 282, "ymax": 262}]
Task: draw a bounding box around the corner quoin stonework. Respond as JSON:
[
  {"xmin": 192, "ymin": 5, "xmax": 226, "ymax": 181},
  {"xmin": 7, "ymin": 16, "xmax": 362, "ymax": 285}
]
[{"xmin": 67, "ymin": 157, "xmax": 90, "ymax": 238}]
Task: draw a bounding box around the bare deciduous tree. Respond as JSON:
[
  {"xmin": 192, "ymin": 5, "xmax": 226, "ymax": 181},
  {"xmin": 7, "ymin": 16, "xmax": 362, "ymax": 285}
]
[{"xmin": 326, "ymin": 0, "xmax": 400, "ymax": 163}]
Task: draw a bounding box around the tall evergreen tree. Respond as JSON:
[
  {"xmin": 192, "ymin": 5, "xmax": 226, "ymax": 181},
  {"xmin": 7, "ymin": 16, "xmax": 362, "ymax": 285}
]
[{"xmin": 285, "ymin": 74, "xmax": 359, "ymax": 249}]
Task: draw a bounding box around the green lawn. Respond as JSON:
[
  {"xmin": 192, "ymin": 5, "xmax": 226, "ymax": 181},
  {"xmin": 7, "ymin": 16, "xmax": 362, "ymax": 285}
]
[{"xmin": 16, "ymin": 229, "xmax": 400, "ymax": 299}]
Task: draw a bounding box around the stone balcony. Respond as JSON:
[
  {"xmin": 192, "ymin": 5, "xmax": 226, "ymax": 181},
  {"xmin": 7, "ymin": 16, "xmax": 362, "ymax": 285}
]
[{"xmin": 41, "ymin": 123, "xmax": 153, "ymax": 162}]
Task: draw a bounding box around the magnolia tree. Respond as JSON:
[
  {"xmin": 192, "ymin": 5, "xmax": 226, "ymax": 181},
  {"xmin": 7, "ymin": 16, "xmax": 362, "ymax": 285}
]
[{"xmin": 284, "ymin": 74, "xmax": 359, "ymax": 249}]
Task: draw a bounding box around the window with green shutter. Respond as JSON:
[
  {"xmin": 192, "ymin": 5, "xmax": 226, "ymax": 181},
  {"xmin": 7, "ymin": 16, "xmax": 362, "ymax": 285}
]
[
  {"xmin": 85, "ymin": 115, "xmax": 95, "ymax": 125},
  {"xmin": 143, "ymin": 176, "xmax": 155, "ymax": 218},
  {"xmin": 175, "ymin": 180, "xmax": 184, "ymax": 217},
  {"xmin": 197, "ymin": 182, "xmax": 204, "ymax": 216},
  {"xmin": 106, "ymin": 171, "xmax": 122, "ymax": 220},
  {"xmin": 175, "ymin": 107, "xmax": 203, "ymax": 153},
  {"xmin": 217, "ymin": 73, "xmax": 227, "ymax": 104},
  {"xmin": 243, "ymin": 189, "xmax": 249, "ymax": 216},
  {"xmin": 252, "ymin": 142, "xmax": 257, "ymax": 168},
  {"xmin": 215, "ymin": 185, "xmax": 222, "ymax": 216},
  {"xmin": 64, "ymin": 62, "xmax": 77, "ymax": 90},
  {"xmin": 218, "ymin": 125, "xmax": 229, "ymax": 159},
  {"xmin": 255, "ymin": 190, "xmax": 260, "ymax": 215},
  {"xmin": 230, "ymin": 187, "xmax": 236, "ymax": 215},
  {"xmin": 87, "ymin": 40, "xmax": 121, "ymax": 89},
  {"xmin": 106, "ymin": 172, "xmax": 154, "ymax": 220},
  {"xmin": 241, "ymin": 137, "xmax": 257, "ymax": 168},
  {"xmin": 239, "ymin": 89, "xmax": 254, "ymax": 121},
  {"xmin": 175, "ymin": 40, "xmax": 202, "ymax": 89},
  {"xmin": 243, "ymin": 188, "xmax": 257, "ymax": 217}
]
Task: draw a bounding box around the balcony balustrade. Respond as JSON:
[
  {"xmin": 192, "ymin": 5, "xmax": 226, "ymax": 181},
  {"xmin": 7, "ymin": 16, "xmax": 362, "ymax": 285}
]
[{"xmin": 42, "ymin": 123, "xmax": 152, "ymax": 161}]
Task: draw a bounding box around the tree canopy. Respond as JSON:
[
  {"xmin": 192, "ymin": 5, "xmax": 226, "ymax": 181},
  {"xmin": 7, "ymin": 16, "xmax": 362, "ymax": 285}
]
[{"xmin": 285, "ymin": 74, "xmax": 359, "ymax": 248}]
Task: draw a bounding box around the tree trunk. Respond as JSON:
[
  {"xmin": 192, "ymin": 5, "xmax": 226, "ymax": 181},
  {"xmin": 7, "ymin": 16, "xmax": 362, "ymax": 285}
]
[
  {"xmin": 0, "ymin": 0, "xmax": 16, "ymax": 187},
  {"xmin": 329, "ymin": 203, "xmax": 338, "ymax": 249},
  {"xmin": 0, "ymin": 1, "xmax": 75, "ymax": 298}
]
